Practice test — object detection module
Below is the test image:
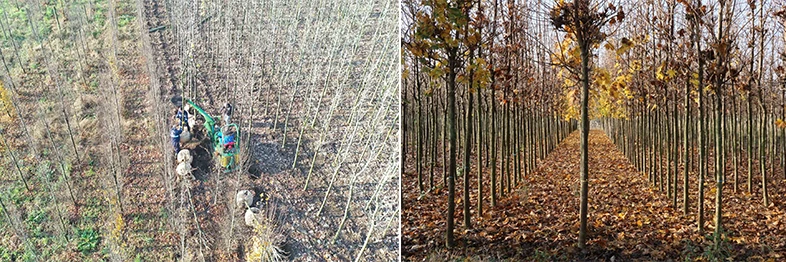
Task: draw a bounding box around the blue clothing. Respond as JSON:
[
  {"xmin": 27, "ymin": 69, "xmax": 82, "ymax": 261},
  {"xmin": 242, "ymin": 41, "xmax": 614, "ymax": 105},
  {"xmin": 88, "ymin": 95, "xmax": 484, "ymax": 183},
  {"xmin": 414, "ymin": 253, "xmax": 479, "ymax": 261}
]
[
  {"xmin": 172, "ymin": 139, "xmax": 180, "ymax": 153},
  {"xmin": 171, "ymin": 127, "xmax": 182, "ymax": 153},
  {"xmin": 171, "ymin": 127, "xmax": 183, "ymax": 138},
  {"xmin": 223, "ymin": 134, "xmax": 234, "ymax": 144},
  {"xmin": 175, "ymin": 110, "xmax": 189, "ymax": 130}
]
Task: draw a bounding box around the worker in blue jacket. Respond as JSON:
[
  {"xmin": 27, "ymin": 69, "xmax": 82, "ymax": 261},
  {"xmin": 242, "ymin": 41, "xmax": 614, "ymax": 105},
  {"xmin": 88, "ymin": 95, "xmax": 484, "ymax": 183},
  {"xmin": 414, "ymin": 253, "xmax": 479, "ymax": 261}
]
[
  {"xmin": 223, "ymin": 133, "xmax": 235, "ymax": 152},
  {"xmin": 171, "ymin": 125, "xmax": 182, "ymax": 154},
  {"xmin": 174, "ymin": 108, "xmax": 189, "ymax": 131}
]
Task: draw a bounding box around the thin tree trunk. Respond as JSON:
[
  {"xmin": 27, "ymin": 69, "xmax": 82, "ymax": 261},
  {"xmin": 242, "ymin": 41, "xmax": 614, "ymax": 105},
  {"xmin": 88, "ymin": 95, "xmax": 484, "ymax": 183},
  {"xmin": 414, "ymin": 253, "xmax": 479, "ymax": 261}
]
[
  {"xmin": 445, "ymin": 48, "xmax": 458, "ymax": 248},
  {"xmin": 578, "ymin": 41, "xmax": 590, "ymax": 250}
]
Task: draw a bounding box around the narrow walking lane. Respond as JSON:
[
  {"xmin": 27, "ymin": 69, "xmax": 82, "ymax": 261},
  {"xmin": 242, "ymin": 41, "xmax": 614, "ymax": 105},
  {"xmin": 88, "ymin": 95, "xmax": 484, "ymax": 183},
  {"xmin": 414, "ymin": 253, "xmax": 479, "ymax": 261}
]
[
  {"xmin": 472, "ymin": 130, "xmax": 695, "ymax": 259},
  {"xmin": 404, "ymin": 130, "xmax": 786, "ymax": 260}
]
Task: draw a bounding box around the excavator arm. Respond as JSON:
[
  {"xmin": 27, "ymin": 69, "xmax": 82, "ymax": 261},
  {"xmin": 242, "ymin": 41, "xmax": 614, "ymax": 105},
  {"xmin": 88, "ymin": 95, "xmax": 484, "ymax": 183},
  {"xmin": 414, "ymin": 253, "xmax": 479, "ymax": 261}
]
[{"xmin": 186, "ymin": 99, "xmax": 217, "ymax": 138}]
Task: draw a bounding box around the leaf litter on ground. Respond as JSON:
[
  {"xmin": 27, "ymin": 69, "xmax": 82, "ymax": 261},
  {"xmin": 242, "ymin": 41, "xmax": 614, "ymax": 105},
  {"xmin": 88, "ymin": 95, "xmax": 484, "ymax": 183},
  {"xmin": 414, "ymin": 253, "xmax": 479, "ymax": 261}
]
[{"xmin": 403, "ymin": 130, "xmax": 786, "ymax": 261}]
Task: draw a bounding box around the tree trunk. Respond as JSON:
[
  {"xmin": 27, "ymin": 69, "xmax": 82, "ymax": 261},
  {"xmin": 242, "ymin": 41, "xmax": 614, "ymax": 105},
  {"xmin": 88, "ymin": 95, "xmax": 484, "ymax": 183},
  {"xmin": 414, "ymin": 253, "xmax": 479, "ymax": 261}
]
[
  {"xmin": 463, "ymin": 49, "xmax": 474, "ymax": 229},
  {"xmin": 446, "ymin": 48, "xmax": 458, "ymax": 248},
  {"xmin": 477, "ymin": 84, "xmax": 483, "ymax": 218},
  {"xmin": 732, "ymin": 89, "xmax": 738, "ymax": 192},
  {"xmin": 684, "ymin": 79, "xmax": 690, "ymax": 214},
  {"xmin": 747, "ymin": 91, "xmax": 753, "ymax": 193},
  {"xmin": 696, "ymin": 19, "xmax": 706, "ymax": 234},
  {"xmin": 578, "ymin": 42, "xmax": 590, "ymax": 250},
  {"xmin": 490, "ymin": 85, "xmax": 497, "ymax": 207}
]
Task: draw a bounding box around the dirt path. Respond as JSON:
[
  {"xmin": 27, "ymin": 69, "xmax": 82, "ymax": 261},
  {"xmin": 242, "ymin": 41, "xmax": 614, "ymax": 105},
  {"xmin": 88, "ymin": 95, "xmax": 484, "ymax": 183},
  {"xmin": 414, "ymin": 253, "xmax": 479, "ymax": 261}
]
[
  {"xmin": 404, "ymin": 130, "xmax": 786, "ymax": 261},
  {"xmin": 118, "ymin": 1, "xmax": 179, "ymax": 258},
  {"xmin": 120, "ymin": 70, "xmax": 176, "ymax": 257}
]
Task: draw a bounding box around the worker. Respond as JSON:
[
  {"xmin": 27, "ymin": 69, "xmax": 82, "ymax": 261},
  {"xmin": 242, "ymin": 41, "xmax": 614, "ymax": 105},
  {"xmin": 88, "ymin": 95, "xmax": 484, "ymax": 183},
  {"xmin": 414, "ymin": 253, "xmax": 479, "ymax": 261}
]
[
  {"xmin": 170, "ymin": 125, "xmax": 182, "ymax": 154},
  {"xmin": 184, "ymin": 104, "xmax": 195, "ymax": 131},
  {"xmin": 221, "ymin": 103, "xmax": 233, "ymax": 126},
  {"xmin": 181, "ymin": 108, "xmax": 190, "ymax": 131},
  {"xmin": 174, "ymin": 108, "xmax": 183, "ymax": 127},
  {"xmin": 174, "ymin": 108, "xmax": 189, "ymax": 131},
  {"xmin": 213, "ymin": 124, "xmax": 224, "ymax": 155},
  {"xmin": 224, "ymin": 133, "xmax": 235, "ymax": 152},
  {"xmin": 214, "ymin": 123, "xmax": 223, "ymax": 143}
]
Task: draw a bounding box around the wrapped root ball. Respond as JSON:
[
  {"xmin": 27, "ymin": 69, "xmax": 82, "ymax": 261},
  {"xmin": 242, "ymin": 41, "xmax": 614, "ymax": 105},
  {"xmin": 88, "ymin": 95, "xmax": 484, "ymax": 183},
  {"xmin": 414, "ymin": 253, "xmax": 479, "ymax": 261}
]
[
  {"xmin": 180, "ymin": 129, "xmax": 191, "ymax": 143},
  {"xmin": 236, "ymin": 190, "xmax": 254, "ymax": 208},
  {"xmin": 177, "ymin": 149, "xmax": 193, "ymax": 164},
  {"xmin": 245, "ymin": 207, "xmax": 261, "ymax": 227},
  {"xmin": 176, "ymin": 162, "xmax": 192, "ymax": 177}
]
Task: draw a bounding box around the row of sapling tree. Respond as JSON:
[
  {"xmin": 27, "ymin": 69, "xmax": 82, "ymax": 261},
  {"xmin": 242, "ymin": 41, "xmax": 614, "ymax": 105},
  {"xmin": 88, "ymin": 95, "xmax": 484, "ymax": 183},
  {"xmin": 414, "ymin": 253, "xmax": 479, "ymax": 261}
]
[
  {"xmin": 0, "ymin": 0, "xmax": 135, "ymax": 259},
  {"xmin": 599, "ymin": 0, "xmax": 786, "ymax": 251},
  {"xmin": 146, "ymin": 0, "xmax": 400, "ymax": 260},
  {"xmin": 134, "ymin": 0, "xmax": 185, "ymax": 260},
  {"xmin": 402, "ymin": 0, "xmax": 578, "ymax": 248},
  {"xmin": 549, "ymin": 0, "xmax": 623, "ymax": 248}
]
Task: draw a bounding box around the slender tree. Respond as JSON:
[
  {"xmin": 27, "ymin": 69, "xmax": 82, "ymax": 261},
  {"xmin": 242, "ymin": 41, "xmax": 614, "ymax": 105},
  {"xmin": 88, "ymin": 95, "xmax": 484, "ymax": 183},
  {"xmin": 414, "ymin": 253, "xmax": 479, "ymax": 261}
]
[{"xmin": 550, "ymin": 0, "xmax": 620, "ymax": 249}]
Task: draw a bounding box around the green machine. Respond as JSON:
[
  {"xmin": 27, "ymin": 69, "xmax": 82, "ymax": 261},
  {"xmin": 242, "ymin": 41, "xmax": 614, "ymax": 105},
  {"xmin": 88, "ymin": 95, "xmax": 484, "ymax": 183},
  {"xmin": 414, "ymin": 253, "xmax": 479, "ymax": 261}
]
[{"xmin": 186, "ymin": 99, "xmax": 239, "ymax": 173}]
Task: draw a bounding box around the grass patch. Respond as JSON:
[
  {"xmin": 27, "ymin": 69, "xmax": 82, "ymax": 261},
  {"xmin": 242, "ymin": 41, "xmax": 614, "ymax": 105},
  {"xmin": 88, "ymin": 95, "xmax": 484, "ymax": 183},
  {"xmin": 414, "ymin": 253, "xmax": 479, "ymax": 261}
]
[
  {"xmin": 0, "ymin": 245, "xmax": 21, "ymax": 261},
  {"xmin": 118, "ymin": 15, "xmax": 134, "ymax": 27},
  {"xmin": 81, "ymin": 198, "xmax": 103, "ymax": 222},
  {"xmin": 25, "ymin": 208, "xmax": 47, "ymax": 225},
  {"xmin": 8, "ymin": 181, "xmax": 31, "ymax": 205},
  {"xmin": 43, "ymin": 5, "xmax": 56, "ymax": 21},
  {"xmin": 25, "ymin": 208, "xmax": 48, "ymax": 239},
  {"xmin": 703, "ymin": 229, "xmax": 732, "ymax": 261},
  {"xmin": 76, "ymin": 227, "xmax": 101, "ymax": 255},
  {"xmin": 89, "ymin": 79, "xmax": 99, "ymax": 91},
  {"xmin": 159, "ymin": 206, "xmax": 168, "ymax": 220},
  {"xmin": 84, "ymin": 166, "xmax": 96, "ymax": 177},
  {"xmin": 20, "ymin": 249, "xmax": 38, "ymax": 262}
]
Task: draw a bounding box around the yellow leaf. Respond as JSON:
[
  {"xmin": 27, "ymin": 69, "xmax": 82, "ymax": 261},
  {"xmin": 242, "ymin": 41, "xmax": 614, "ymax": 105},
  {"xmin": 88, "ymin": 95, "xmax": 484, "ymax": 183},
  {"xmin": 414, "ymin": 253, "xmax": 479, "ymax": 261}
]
[
  {"xmin": 564, "ymin": 78, "xmax": 576, "ymax": 87},
  {"xmin": 617, "ymin": 38, "xmax": 634, "ymax": 55},
  {"xmin": 775, "ymin": 119, "xmax": 786, "ymax": 128},
  {"xmin": 570, "ymin": 47, "xmax": 581, "ymax": 61},
  {"xmin": 467, "ymin": 33, "xmax": 480, "ymax": 46},
  {"xmin": 729, "ymin": 236, "xmax": 745, "ymax": 244},
  {"xmin": 656, "ymin": 71, "xmax": 666, "ymax": 81},
  {"xmin": 667, "ymin": 69, "xmax": 677, "ymax": 78},
  {"xmin": 604, "ymin": 42, "xmax": 615, "ymax": 51},
  {"xmin": 629, "ymin": 60, "xmax": 642, "ymax": 71}
]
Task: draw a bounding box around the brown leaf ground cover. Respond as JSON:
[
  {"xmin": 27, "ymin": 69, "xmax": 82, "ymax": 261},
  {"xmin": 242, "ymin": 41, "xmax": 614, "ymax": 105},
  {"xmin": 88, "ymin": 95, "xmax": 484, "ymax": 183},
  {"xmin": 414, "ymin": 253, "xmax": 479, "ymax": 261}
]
[{"xmin": 403, "ymin": 130, "xmax": 786, "ymax": 261}]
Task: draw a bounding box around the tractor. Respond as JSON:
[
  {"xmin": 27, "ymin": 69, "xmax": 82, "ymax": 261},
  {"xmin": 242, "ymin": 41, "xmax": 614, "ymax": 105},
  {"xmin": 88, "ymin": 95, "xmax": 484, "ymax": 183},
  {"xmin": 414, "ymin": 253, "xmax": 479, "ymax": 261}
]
[{"xmin": 186, "ymin": 99, "xmax": 239, "ymax": 173}]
